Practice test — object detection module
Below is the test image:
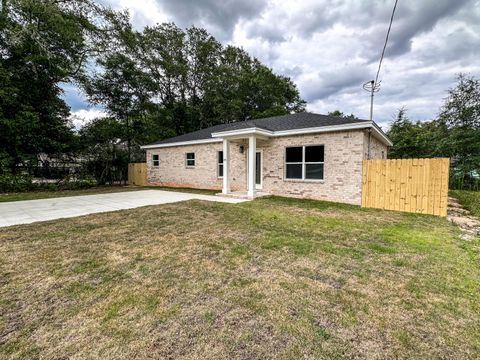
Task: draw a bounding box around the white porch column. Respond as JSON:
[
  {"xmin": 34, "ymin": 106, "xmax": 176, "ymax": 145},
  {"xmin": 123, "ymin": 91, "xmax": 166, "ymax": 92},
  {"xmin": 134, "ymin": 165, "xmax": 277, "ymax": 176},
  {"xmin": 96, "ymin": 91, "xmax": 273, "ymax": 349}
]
[
  {"xmin": 222, "ymin": 139, "xmax": 230, "ymax": 194},
  {"xmin": 247, "ymin": 135, "xmax": 256, "ymax": 198}
]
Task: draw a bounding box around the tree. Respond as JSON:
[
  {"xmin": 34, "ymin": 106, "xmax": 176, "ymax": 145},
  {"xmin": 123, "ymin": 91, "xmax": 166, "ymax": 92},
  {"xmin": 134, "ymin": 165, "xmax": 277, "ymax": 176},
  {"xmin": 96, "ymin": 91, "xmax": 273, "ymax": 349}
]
[
  {"xmin": 327, "ymin": 110, "xmax": 358, "ymax": 119},
  {"xmin": 0, "ymin": 0, "xmax": 126, "ymax": 173},
  {"xmin": 85, "ymin": 23, "xmax": 306, "ymax": 140},
  {"xmin": 79, "ymin": 117, "xmax": 129, "ymax": 184},
  {"xmin": 83, "ymin": 52, "xmax": 152, "ymax": 162},
  {"xmin": 81, "ymin": 22, "xmax": 306, "ymax": 171},
  {"xmin": 438, "ymin": 74, "xmax": 480, "ymax": 188},
  {"xmin": 386, "ymin": 107, "xmax": 445, "ymax": 159}
]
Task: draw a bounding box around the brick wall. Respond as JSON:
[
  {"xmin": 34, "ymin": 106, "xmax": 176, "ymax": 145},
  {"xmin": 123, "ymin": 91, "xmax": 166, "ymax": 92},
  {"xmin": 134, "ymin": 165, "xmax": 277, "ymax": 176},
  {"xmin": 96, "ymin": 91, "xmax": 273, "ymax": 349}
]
[
  {"xmin": 145, "ymin": 129, "xmax": 389, "ymax": 205},
  {"xmin": 363, "ymin": 131, "xmax": 388, "ymax": 159},
  {"xmin": 260, "ymin": 131, "xmax": 366, "ymax": 204},
  {"xmin": 146, "ymin": 141, "xmax": 247, "ymax": 191}
]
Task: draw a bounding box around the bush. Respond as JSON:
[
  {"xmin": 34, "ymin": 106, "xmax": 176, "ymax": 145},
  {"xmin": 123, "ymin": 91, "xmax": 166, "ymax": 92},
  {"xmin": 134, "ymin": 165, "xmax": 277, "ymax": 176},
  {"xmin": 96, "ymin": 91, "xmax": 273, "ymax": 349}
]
[
  {"xmin": 0, "ymin": 174, "xmax": 97, "ymax": 193},
  {"xmin": 0, "ymin": 174, "xmax": 34, "ymax": 192}
]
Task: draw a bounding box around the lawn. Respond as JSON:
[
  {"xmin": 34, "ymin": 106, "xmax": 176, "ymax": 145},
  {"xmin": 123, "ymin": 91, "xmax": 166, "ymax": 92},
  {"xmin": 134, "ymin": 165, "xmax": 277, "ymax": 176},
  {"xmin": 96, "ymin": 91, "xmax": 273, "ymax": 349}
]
[
  {"xmin": 0, "ymin": 186, "xmax": 142, "ymax": 203},
  {"xmin": 0, "ymin": 185, "xmax": 216, "ymax": 203},
  {"xmin": 0, "ymin": 197, "xmax": 479, "ymax": 359},
  {"xmin": 451, "ymin": 190, "xmax": 480, "ymax": 217}
]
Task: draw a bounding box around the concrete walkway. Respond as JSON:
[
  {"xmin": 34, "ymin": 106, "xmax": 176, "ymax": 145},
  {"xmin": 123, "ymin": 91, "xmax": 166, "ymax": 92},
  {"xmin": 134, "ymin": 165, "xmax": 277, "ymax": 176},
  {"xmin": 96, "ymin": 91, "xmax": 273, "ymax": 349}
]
[{"xmin": 0, "ymin": 190, "xmax": 248, "ymax": 227}]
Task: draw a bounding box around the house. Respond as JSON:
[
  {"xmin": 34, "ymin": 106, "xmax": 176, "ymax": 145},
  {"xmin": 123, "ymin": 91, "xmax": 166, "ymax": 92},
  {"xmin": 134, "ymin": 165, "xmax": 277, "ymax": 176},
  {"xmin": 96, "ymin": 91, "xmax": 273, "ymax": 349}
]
[{"xmin": 141, "ymin": 112, "xmax": 392, "ymax": 205}]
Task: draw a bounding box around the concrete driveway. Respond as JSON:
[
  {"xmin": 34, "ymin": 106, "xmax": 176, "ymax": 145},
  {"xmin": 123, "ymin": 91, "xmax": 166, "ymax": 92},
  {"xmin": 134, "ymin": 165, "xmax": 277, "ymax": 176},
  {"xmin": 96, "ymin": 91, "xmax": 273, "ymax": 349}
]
[{"xmin": 0, "ymin": 190, "xmax": 247, "ymax": 227}]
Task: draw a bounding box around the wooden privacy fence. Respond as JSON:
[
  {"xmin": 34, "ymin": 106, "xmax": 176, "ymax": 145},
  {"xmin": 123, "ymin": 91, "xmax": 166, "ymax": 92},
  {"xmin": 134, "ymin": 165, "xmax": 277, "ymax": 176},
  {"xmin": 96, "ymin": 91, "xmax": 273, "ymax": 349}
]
[
  {"xmin": 128, "ymin": 163, "xmax": 148, "ymax": 186},
  {"xmin": 361, "ymin": 158, "xmax": 449, "ymax": 216}
]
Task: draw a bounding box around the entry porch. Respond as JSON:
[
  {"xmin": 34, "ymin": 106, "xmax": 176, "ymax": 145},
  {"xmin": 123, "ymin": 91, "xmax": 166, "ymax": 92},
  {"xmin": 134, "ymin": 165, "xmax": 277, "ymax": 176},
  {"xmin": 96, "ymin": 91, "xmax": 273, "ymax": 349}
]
[{"xmin": 213, "ymin": 127, "xmax": 273, "ymax": 199}]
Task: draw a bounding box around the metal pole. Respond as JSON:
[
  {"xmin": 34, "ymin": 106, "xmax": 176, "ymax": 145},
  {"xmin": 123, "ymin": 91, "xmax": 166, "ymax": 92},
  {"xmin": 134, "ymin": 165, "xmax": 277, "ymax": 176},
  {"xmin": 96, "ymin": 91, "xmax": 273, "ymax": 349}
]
[{"xmin": 369, "ymin": 80, "xmax": 374, "ymax": 121}]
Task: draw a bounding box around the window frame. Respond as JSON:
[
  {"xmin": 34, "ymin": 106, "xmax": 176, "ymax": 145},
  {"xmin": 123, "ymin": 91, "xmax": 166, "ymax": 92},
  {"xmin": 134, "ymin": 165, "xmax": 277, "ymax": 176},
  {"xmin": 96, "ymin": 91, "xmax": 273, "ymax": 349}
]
[
  {"xmin": 217, "ymin": 151, "xmax": 224, "ymax": 178},
  {"xmin": 185, "ymin": 152, "xmax": 196, "ymax": 168},
  {"xmin": 284, "ymin": 145, "xmax": 325, "ymax": 181},
  {"xmin": 152, "ymin": 154, "xmax": 160, "ymax": 167}
]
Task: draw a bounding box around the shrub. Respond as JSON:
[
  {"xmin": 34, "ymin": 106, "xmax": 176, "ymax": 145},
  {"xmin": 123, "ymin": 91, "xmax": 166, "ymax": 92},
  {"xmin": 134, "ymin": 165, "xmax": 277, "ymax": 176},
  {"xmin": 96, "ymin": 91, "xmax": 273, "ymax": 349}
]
[
  {"xmin": 0, "ymin": 174, "xmax": 34, "ymax": 192},
  {"xmin": 0, "ymin": 174, "xmax": 97, "ymax": 193}
]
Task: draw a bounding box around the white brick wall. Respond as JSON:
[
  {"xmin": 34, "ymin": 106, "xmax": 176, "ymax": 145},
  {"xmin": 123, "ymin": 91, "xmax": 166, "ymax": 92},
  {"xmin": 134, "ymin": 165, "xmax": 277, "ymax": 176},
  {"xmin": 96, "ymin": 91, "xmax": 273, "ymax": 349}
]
[
  {"xmin": 146, "ymin": 141, "xmax": 247, "ymax": 191},
  {"xmin": 146, "ymin": 129, "xmax": 388, "ymax": 205}
]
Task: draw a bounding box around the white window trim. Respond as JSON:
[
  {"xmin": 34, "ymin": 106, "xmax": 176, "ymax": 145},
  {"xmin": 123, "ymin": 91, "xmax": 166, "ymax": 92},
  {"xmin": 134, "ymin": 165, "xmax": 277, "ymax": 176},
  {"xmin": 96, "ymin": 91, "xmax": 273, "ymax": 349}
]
[
  {"xmin": 284, "ymin": 145, "xmax": 325, "ymax": 181},
  {"xmin": 217, "ymin": 151, "xmax": 224, "ymax": 178},
  {"xmin": 185, "ymin": 152, "xmax": 195, "ymax": 168},
  {"xmin": 152, "ymin": 154, "xmax": 159, "ymax": 167}
]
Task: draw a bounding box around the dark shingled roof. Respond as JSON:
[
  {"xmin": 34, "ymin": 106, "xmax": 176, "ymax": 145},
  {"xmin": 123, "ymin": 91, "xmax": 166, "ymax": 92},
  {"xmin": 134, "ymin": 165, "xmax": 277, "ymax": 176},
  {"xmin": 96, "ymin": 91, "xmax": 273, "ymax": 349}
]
[{"xmin": 145, "ymin": 112, "xmax": 370, "ymax": 146}]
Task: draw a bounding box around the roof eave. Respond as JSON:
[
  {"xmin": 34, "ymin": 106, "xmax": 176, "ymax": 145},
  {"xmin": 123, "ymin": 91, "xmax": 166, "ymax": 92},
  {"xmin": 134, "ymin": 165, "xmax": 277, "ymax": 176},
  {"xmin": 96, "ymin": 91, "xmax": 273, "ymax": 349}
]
[
  {"xmin": 141, "ymin": 121, "xmax": 392, "ymax": 149},
  {"xmin": 140, "ymin": 138, "xmax": 222, "ymax": 149},
  {"xmin": 211, "ymin": 127, "xmax": 274, "ymax": 139}
]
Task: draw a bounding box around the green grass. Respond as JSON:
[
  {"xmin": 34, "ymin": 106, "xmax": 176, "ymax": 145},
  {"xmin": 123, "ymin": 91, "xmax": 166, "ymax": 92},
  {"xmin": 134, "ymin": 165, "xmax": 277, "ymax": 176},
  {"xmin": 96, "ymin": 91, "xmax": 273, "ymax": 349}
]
[
  {"xmin": 451, "ymin": 190, "xmax": 480, "ymax": 217},
  {"xmin": 0, "ymin": 185, "xmax": 217, "ymax": 203},
  {"xmin": 0, "ymin": 186, "xmax": 143, "ymax": 202},
  {"xmin": 0, "ymin": 196, "xmax": 479, "ymax": 359}
]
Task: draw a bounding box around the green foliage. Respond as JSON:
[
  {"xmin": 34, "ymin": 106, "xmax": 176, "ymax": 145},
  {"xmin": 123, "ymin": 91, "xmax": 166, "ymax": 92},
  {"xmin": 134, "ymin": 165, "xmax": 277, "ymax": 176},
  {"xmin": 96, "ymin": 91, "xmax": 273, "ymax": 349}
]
[
  {"xmin": 0, "ymin": 0, "xmax": 126, "ymax": 173},
  {"xmin": 387, "ymin": 75, "xmax": 480, "ymax": 190},
  {"xmin": 439, "ymin": 74, "xmax": 480, "ymax": 189},
  {"xmin": 327, "ymin": 110, "xmax": 358, "ymax": 119},
  {"xmin": 0, "ymin": 173, "xmax": 33, "ymax": 192},
  {"xmin": 78, "ymin": 118, "xmax": 130, "ymax": 185},
  {"xmin": 82, "ymin": 23, "xmax": 306, "ymax": 141},
  {"xmin": 386, "ymin": 107, "xmax": 445, "ymax": 158},
  {"xmin": 450, "ymin": 190, "xmax": 480, "ymax": 217},
  {"xmin": 0, "ymin": 173, "xmax": 95, "ymax": 193}
]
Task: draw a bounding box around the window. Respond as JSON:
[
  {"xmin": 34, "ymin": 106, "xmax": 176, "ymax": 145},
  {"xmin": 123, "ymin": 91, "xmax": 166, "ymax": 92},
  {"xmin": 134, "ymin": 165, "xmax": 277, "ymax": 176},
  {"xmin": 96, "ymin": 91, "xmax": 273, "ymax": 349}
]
[
  {"xmin": 217, "ymin": 151, "xmax": 224, "ymax": 178},
  {"xmin": 285, "ymin": 145, "xmax": 324, "ymax": 180},
  {"xmin": 186, "ymin": 152, "xmax": 195, "ymax": 167},
  {"xmin": 152, "ymin": 154, "xmax": 159, "ymax": 167}
]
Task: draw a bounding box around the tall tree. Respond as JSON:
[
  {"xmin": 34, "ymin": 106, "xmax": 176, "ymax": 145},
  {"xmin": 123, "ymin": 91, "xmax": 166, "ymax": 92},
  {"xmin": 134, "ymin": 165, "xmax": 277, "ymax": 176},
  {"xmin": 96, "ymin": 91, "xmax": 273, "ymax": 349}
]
[
  {"xmin": 386, "ymin": 107, "xmax": 445, "ymax": 159},
  {"xmin": 0, "ymin": 0, "xmax": 125, "ymax": 173},
  {"xmin": 438, "ymin": 74, "xmax": 480, "ymax": 187},
  {"xmin": 85, "ymin": 22, "xmax": 306, "ymax": 146}
]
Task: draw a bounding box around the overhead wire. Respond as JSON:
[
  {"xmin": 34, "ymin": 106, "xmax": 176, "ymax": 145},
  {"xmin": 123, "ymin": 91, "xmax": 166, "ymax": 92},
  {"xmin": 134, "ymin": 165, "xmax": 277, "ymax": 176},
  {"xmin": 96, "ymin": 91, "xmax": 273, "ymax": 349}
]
[{"xmin": 374, "ymin": 0, "xmax": 399, "ymax": 86}]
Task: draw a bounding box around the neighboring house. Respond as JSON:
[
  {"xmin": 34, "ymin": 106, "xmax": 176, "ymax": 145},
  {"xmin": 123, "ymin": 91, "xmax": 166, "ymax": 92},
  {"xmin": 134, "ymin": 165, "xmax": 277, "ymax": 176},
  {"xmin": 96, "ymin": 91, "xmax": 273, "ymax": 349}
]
[{"xmin": 141, "ymin": 112, "xmax": 392, "ymax": 205}]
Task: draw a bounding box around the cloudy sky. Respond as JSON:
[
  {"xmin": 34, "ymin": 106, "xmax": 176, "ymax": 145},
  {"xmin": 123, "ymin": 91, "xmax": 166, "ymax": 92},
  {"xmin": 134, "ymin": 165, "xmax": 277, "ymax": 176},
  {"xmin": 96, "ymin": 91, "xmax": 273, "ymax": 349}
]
[{"xmin": 66, "ymin": 0, "xmax": 480, "ymax": 129}]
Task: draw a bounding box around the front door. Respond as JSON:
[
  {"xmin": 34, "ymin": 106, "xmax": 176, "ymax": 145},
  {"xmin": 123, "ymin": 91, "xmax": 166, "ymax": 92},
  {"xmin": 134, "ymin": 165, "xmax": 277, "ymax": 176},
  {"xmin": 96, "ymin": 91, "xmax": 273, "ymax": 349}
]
[{"xmin": 255, "ymin": 151, "xmax": 262, "ymax": 190}]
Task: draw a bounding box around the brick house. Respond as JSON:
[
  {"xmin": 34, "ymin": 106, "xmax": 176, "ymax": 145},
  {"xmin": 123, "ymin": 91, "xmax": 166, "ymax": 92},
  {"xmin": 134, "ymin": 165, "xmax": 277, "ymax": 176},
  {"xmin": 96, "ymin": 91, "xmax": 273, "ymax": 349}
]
[{"xmin": 141, "ymin": 112, "xmax": 391, "ymax": 205}]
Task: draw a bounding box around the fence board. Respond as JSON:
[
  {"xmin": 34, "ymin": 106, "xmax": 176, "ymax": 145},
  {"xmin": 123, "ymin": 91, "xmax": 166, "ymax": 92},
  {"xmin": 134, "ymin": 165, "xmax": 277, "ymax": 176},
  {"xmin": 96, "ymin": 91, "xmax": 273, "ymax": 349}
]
[
  {"xmin": 361, "ymin": 158, "xmax": 449, "ymax": 217},
  {"xmin": 128, "ymin": 163, "xmax": 148, "ymax": 186}
]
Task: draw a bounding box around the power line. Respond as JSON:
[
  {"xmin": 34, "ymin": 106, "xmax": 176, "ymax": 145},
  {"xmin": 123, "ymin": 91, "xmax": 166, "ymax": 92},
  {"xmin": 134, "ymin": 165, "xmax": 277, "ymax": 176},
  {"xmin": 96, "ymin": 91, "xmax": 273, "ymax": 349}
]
[
  {"xmin": 375, "ymin": 0, "xmax": 399, "ymax": 85},
  {"xmin": 363, "ymin": 0, "xmax": 399, "ymax": 121}
]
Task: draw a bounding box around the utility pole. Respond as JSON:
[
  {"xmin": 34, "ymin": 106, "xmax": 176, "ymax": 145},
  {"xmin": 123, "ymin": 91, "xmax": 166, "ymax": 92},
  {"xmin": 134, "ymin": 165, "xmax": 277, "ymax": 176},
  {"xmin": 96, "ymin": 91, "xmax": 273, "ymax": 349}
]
[
  {"xmin": 363, "ymin": 80, "xmax": 380, "ymax": 121},
  {"xmin": 362, "ymin": 80, "xmax": 380, "ymax": 160}
]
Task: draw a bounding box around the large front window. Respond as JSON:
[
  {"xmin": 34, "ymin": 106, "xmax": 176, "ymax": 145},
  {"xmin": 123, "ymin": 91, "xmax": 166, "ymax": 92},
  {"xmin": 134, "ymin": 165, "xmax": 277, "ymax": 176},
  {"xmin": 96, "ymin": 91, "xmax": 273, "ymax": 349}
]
[{"xmin": 285, "ymin": 145, "xmax": 324, "ymax": 180}]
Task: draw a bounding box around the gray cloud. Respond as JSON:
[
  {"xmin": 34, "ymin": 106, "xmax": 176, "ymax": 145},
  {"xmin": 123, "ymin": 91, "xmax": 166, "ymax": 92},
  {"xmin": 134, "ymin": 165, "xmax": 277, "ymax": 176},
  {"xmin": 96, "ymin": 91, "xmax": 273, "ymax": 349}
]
[
  {"xmin": 158, "ymin": 0, "xmax": 268, "ymax": 40},
  {"xmin": 74, "ymin": 0, "xmax": 480, "ymax": 128},
  {"xmin": 302, "ymin": 68, "xmax": 368, "ymax": 101}
]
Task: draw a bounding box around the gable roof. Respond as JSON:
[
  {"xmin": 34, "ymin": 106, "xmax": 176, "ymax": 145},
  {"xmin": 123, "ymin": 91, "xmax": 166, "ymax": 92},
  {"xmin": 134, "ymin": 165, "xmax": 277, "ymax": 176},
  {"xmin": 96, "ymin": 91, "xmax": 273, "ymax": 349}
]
[{"xmin": 142, "ymin": 112, "xmax": 391, "ymax": 148}]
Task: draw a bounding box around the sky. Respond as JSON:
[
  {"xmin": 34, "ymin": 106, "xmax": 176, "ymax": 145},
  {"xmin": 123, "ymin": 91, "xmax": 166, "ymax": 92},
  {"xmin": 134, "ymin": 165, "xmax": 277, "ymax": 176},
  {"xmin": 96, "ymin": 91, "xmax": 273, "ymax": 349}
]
[{"xmin": 66, "ymin": 0, "xmax": 480, "ymax": 129}]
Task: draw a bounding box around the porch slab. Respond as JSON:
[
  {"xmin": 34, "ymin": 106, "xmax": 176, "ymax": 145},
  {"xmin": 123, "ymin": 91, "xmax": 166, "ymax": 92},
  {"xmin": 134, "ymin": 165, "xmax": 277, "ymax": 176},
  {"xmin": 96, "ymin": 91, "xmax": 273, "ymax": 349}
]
[{"xmin": 216, "ymin": 191, "xmax": 271, "ymax": 200}]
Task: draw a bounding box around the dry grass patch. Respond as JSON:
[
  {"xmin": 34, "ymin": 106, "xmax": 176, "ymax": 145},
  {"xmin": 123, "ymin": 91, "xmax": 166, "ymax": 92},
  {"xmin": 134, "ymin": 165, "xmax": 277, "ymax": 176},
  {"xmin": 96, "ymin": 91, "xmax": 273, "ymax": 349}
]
[{"xmin": 1, "ymin": 196, "xmax": 479, "ymax": 359}]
